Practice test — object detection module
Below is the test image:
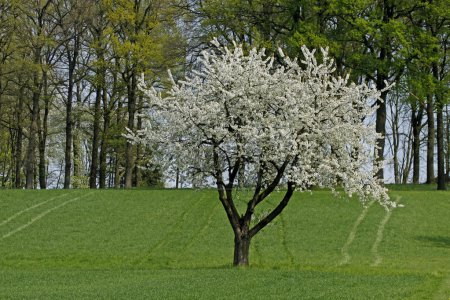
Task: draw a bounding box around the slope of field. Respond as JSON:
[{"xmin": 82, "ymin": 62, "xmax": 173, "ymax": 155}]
[{"xmin": 0, "ymin": 188, "xmax": 449, "ymax": 299}]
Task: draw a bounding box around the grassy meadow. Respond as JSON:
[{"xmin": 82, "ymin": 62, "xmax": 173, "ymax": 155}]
[{"xmin": 0, "ymin": 187, "xmax": 449, "ymax": 299}]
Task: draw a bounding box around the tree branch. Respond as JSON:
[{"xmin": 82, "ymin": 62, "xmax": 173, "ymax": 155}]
[{"xmin": 249, "ymin": 181, "xmax": 295, "ymax": 238}]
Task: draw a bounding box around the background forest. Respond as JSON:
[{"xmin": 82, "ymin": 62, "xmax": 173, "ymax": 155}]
[{"xmin": 0, "ymin": 0, "xmax": 449, "ymax": 190}]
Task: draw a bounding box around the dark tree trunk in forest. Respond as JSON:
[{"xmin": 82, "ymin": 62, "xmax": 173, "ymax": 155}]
[
  {"xmin": 374, "ymin": 1, "xmax": 399, "ymax": 183},
  {"xmin": 99, "ymin": 86, "xmax": 109, "ymax": 189},
  {"xmin": 375, "ymin": 87, "xmax": 387, "ymax": 181},
  {"xmin": 426, "ymin": 95, "xmax": 435, "ymax": 184},
  {"xmin": 133, "ymin": 96, "xmax": 143, "ymax": 187},
  {"xmin": 446, "ymin": 105, "xmax": 450, "ymax": 182},
  {"xmin": 37, "ymin": 71, "xmax": 50, "ymax": 189},
  {"xmin": 64, "ymin": 34, "xmax": 80, "ymax": 189},
  {"xmin": 175, "ymin": 168, "xmax": 180, "ymax": 188},
  {"xmin": 114, "ymin": 95, "xmax": 124, "ymax": 188},
  {"xmin": 125, "ymin": 71, "xmax": 137, "ymax": 188},
  {"xmin": 412, "ymin": 104, "xmax": 424, "ymax": 184},
  {"xmin": 14, "ymin": 87, "xmax": 24, "ymax": 188},
  {"xmin": 72, "ymin": 123, "xmax": 81, "ymax": 187},
  {"xmin": 25, "ymin": 56, "xmax": 41, "ymax": 189},
  {"xmin": 64, "ymin": 65, "xmax": 74, "ymax": 188},
  {"xmin": 89, "ymin": 78, "xmax": 103, "ymax": 189},
  {"xmin": 432, "ymin": 58, "xmax": 446, "ymax": 190},
  {"xmin": 436, "ymin": 104, "xmax": 446, "ymax": 190},
  {"xmin": 391, "ymin": 100, "xmax": 400, "ymax": 184}
]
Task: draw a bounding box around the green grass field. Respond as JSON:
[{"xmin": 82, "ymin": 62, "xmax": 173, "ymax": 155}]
[{"xmin": 0, "ymin": 188, "xmax": 449, "ymax": 299}]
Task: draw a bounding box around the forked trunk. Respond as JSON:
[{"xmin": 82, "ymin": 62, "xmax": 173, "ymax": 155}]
[{"xmin": 234, "ymin": 234, "xmax": 251, "ymax": 266}]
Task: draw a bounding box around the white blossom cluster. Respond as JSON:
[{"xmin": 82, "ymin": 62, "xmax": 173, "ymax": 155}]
[{"xmin": 129, "ymin": 39, "xmax": 396, "ymax": 208}]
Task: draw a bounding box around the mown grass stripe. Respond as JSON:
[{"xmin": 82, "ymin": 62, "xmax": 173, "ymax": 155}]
[
  {"xmin": 0, "ymin": 193, "xmax": 70, "ymax": 227},
  {"xmin": 1, "ymin": 192, "xmax": 93, "ymax": 240}
]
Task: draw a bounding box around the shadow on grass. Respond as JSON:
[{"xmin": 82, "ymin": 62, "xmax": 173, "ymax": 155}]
[{"xmin": 415, "ymin": 236, "xmax": 450, "ymax": 248}]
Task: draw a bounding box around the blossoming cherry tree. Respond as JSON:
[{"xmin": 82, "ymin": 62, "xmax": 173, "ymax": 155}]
[{"xmin": 131, "ymin": 40, "xmax": 395, "ymax": 266}]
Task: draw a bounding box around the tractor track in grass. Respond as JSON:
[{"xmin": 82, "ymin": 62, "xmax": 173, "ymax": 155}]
[
  {"xmin": 370, "ymin": 209, "xmax": 392, "ymax": 266},
  {"xmin": 1, "ymin": 192, "xmax": 94, "ymax": 240},
  {"xmin": 176, "ymin": 201, "xmax": 219, "ymax": 259},
  {"xmin": 339, "ymin": 200, "xmax": 375, "ymax": 266},
  {"xmin": 0, "ymin": 193, "xmax": 71, "ymax": 227},
  {"xmin": 433, "ymin": 273, "xmax": 450, "ymax": 300},
  {"xmin": 371, "ymin": 196, "xmax": 400, "ymax": 267},
  {"xmin": 135, "ymin": 196, "xmax": 205, "ymax": 266},
  {"xmin": 279, "ymin": 212, "xmax": 295, "ymax": 266}
]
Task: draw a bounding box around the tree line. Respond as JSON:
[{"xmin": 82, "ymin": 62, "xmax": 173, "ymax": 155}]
[{"xmin": 0, "ymin": 0, "xmax": 449, "ymax": 189}]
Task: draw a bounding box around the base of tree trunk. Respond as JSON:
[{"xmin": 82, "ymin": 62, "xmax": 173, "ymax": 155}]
[{"xmin": 233, "ymin": 235, "xmax": 250, "ymax": 266}]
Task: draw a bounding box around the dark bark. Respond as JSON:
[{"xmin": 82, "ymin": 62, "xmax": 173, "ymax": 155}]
[
  {"xmin": 402, "ymin": 126, "xmax": 413, "ymax": 184},
  {"xmin": 175, "ymin": 168, "xmax": 180, "ymax": 188},
  {"xmin": 72, "ymin": 120, "xmax": 81, "ymax": 187},
  {"xmin": 114, "ymin": 96, "xmax": 124, "ymax": 188},
  {"xmin": 89, "ymin": 77, "xmax": 103, "ymax": 188},
  {"xmin": 391, "ymin": 99, "xmax": 400, "ymax": 183},
  {"xmin": 133, "ymin": 96, "xmax": 143, "ymax": 187},
  {"xmin": 64, "ymin": 58, "xmax": 74, "ymax": 188},
  {"xmin": 99, "ymin": 85, "xmax": 109, "ymax": 189},
  {"xmin": 436, "ymin": 104, "xmax": 446, "ymax": 190},
  {"xmin": 375, "ymin": 83, "xmax": 387, "ymax": 182},
  {"xmin": 25, "ymin": 52, "xmax": 41, "ymax": 189},
  {"xmin": 446, "ymin": 105, "xmax": 450, "ymax": 182},
  {"xmin": 426, "ymin": 94, "xmax": 435, "ymax": 184},
  {"xmin": 64, "ymin": 31, "xmax": 81, "ymax": 189},
  {"xmin": 14, "ymin": 87, "xmax": 24, "ymax": 188},
  {"xmin": 411, "ymin": 104, "xmax": 424, "ymax": 184},
  {"xmin": 37, "ymin": 71, "xmax": 50, "ymax": 189},
  {"xmin": 234, "ymin": 226, "xmax": 251, "ymax": 266},
  {"xmin": 124, "ymin": 71, "xmax": 137, "ymax": 188},
  {"xmin": 431, "ymin": 56, "xmax": 446, "ymax": 189}
]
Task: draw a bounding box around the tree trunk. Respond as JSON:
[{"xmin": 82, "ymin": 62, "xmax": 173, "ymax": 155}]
[
  {"xmin": 72, "ymin": 122, "xmax": 81, "ymax": 188},
  {"xmin": 426, "ymin": 95, "xmax": 435, "ymax": 184},
  {"xmin": 233, "ymin": 233, "xmax": 251, "ymax": 266},
  {"xmin": 402, "ymin": 128, "xmax": 413, "ymax": 184},
  {"xmin": 375, "ymin": 88, "xmax": 387, "ymax": 181},
  {"xmin": 99, "ymin": 85, "xmax": 109, "ymax": 189},
  {"xmin": 446, "ymin": 105, "xmax": 450, "ymax": 182},
  {"xmin": 133, "ymin": 95, "xmax": 143, "ymax": 187},
  {"xmin": 64, "ymin": 32, "xmax": 81, "ymax": 189},
  {"xmin": 125, "ymin": 70, "xmax": 137, "ymax": 188},
  {"xmin": 114, "ymin": 93, "xmax": 124, "ymax": 188},
  {"xmin": 25, "ymin": 61, "xmax": 41, "ymax": 189},
  {"xmin": 14, "ymin": 87, "xmax": 24, "ymax": 188},
  {"xmin": 436, "ymin": 104, "xmax": 446, "ymax": 190},
  {"xmin": 175, "ymin": 168, "xmax": 180, "ymax": 188},
  {"xmin": 89, "ymin": 82, "xmax": 102, "ymax": 189},
  {"xmin": 391, "ymin": 99, "xmax": 400, "ymax": 184},
  {"xmin": 64, "ymin": 58, "xmax": 74, "ymax": 189},
  {"xmin": 89, "ymin": 44, "xmax": 106, "ymax": 189},
  {"xmin": 412, "ymin": 104, "xmax": 424, "ymax": 184},
  {"xmin": 432, "ymin": 56, "xmax": 446, "ymax": 190},
  {"xmin": 37, "ymin": 70, "xmax": 49, "ymax": 189}
]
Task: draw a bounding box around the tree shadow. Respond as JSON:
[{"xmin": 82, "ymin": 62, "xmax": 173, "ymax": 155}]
[{"xmin": 415, "ymin": 236, "xmax": 450, "ymax": 248}]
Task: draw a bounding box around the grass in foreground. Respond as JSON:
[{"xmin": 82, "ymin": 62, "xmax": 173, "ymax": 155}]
[{"xmin": 0, "ymin": 188, "xmax": 449, "ymax": 299}]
